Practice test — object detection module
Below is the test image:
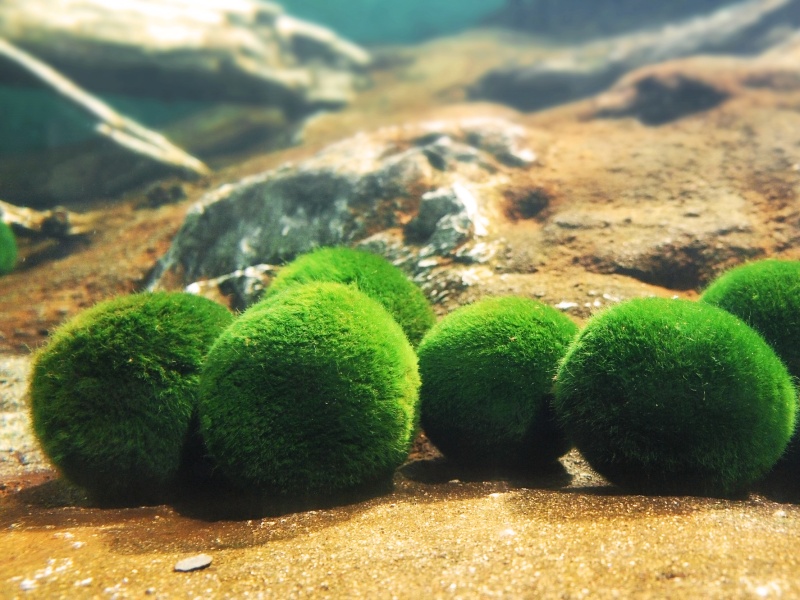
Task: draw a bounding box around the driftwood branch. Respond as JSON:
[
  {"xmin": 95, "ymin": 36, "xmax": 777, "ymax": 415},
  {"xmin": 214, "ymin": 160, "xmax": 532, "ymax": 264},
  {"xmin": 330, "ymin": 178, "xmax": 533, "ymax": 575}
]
[{"xmin": 0, "ymin": 37, "xmax": 210, "ymax": 177}]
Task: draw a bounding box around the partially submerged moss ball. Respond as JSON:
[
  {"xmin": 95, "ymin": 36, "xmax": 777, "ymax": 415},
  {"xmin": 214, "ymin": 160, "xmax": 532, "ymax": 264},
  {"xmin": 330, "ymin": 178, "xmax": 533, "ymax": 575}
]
[
  {"xmin": 700, "ymin": 259, "xmax": 800, "ymax": 378},
  {"xmin": 199, "ymin": 282, "xmax": 420, "ymax": 497},
  {"xmin": 417, "ymin": 296, "xmax": 578, "ymax": 470},
  {"xmin": 262, "ymin": 246, "xmax": 435, "ymax": 346},
  {"xmin": 554, "ymin": 297, "xmax": 797, "ymax": 497},
  {"xmin": 0, "ymin": 220, "xmax": 17, "ymax": 275},
  {"xmin": 29, "ymin": 292, "xmax": 233, "ymax": 504}
]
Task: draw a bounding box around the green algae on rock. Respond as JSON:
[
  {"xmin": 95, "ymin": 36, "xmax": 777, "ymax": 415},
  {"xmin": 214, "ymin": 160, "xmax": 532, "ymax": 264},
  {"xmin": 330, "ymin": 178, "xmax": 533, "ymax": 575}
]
[
  {"xmin": 29, "ymin": 292, "xmax": 234, "ymax": 504},
  {"xmin": 554, "ymin": 297, "xmax": 797, "ymax": 497},
  {"xmin": 199, "ymin": 282, "xmax": 420, "ymax": 498},
  {"xmin": 261, "ymin": 246, "xmax": 435, "ymax": 346},
  {"xmin": 0, "ymin": 220, "xmax": 17, "ymax": 275},
  {"xmin": 417, "ymin": 296, "xmax": 577, "ymax": 471}
]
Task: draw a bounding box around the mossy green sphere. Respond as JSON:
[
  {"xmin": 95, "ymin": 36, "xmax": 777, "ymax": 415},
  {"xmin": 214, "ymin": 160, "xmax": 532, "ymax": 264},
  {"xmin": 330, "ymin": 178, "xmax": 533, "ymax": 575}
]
[
  {"xmin": 262, "ymin": 246, "xmax": 435, "ymax": 346},
  {"xmin": 554, "ymin": 297, "xmax": 797, "ymax": 497},
  {"xmin": 199, "ymin": 282, "xmax": 420, "ymax": 497},
  {"xmin": 0, "ymin": 220, "xmax": 17, "ymax": 275},
  {"xmin": 700, "ymin": 259, "xmax": 800, "ymax": 378},
  {"xmin": 417, "ymin": 296, "xmax": 578, "ymax": 470},
  {"xmin": 29, "ymin": 292, "xmax": 234, "ymax": 503}
]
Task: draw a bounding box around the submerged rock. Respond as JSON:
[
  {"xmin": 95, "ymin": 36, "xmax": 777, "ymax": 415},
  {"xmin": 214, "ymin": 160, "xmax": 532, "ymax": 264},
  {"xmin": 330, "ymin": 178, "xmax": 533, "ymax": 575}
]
[
  {"xmin": 148, "ymin": 117, "xmax": 539, "ymax": 306},
  {"xmin": 470, "ymin": 0, "xmax": 798, "ymax": 112}
]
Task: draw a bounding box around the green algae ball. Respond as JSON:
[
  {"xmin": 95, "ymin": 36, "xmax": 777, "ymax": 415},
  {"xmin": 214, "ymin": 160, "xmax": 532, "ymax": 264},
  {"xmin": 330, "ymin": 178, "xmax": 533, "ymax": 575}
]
[
  {"xmin": 262, "ymin": 246, "xmax": 435, "ymax": 346},
  {"xmin": 700, "ymin": 259, "xmax": 800, "ymax": 378},
  {"xmin": 554, "ymin": 297, "xmax": 797, "ymax": 497},
  {"xmin": 199, "ymin": 282, "xmax": 420, "ymax": 497},
  {"xmin": 0, "ymin": 220, "xmax": 17, "ymax": 275},
  {"xmin": 417, "ymin": 296, "xmax": 578, "ymax": 470},
  {"xmin": 29, "ymin": 292, "xmax": 234, "ymax": 504}
]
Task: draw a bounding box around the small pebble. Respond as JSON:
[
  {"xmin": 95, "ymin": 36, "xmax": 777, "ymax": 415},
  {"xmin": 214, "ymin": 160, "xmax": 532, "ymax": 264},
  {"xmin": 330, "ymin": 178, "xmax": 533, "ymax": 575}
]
[{"xmin": 174, "ymin": 554, "xmax": 213, "ymax": 572}]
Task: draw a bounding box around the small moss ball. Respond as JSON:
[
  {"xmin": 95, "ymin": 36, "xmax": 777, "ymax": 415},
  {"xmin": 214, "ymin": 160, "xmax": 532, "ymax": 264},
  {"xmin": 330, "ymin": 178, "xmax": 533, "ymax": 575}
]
[
  {"xmin": 199, "ymin": 282, "xmax": 420, "ymax": 497},
  {"xmin": 700, "ymin": 259, "xmax": 800, "ymax": 378},
  {"xmin": 554, "ymin": 297, "xmax": 797, "ymax": 497},
  {"xmin": 0, "ymin": 220, "xmax": 17, "ymax": 275},
  {"xmin": 417, "ymin": 296, "xmax": 578, "ymax": 470},
  {"xmin": 29, "ymin": 292, "xmax": 234, "ymax": 503},
  {"xmin": 262, "ymin": 246, "xmax": 435, "ymax": 346}
]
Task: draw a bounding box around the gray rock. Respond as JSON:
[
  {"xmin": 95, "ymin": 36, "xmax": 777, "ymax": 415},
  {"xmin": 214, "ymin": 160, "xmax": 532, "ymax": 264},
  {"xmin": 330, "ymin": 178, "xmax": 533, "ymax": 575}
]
[{"xmin": 149, "ymin": 118, "xmax": 536, "ymax": 300}]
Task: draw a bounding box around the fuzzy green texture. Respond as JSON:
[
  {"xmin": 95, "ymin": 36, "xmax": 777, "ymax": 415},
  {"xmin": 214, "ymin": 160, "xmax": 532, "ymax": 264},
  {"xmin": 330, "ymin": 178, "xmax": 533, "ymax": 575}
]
[
  {"xmin": 554, "ymin": 297, "xmax": 797, "ymax": 497},
  {"xmin": 417, "ymin": 296, "xmax": 578, "ymax": 470},
  {"xmin": 700, "ymin": 259, "xmax": 800, "ymax": 378},
  {"xmin": 199, "ymin": 282, "xmax": 420, "ymax": 497},
  {"xmin": 29, "ymin": 292, "xmax": 233, "ymax": 503},
  {"xmin": 0, "ymin": 221, "xmax": 17, "ymax": 275},
  {"xmin": 261, "ymin": 247, "xmax": 435, "ymax": 346}
]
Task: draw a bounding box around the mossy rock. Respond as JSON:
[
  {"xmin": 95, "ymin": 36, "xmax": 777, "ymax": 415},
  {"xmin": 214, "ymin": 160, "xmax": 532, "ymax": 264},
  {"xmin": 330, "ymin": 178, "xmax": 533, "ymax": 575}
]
[
  {"xmin": 29, "ymin": 292, "xmax": 233, "ymax": 504},
  {"xmin": 261, "ymin": 247, "xmax": 435, "ymax": 346},
  {"xmin": 199, "ymin": 282, "xmax": 420, "ymax": 498},
  {"xmin": 554, "ymin": 297, "xmax": 797, "ymax": 497},
  {"xmin": 0, "ymin": 220, "xmax": 17, "ymax": 275},
  {"xmin": 417, "ymin": 296, "xmax": 578, "ymax": 471}
]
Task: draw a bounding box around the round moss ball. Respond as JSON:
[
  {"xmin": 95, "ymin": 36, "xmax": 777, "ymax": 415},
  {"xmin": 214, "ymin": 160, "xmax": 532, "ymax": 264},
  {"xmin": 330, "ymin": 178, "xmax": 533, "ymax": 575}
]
[
  {"xmin": 261, "ymin": 246, "xmax": 435, "ymax": 346},
  {"xmin": 29, "ymin": 292, "xmax": 233, "ymax": 503},
  {"xmin": 0, "ymin": 220, "xmax": 17, "ymax": 275},
  {"xmin": 417, "ymin": 296, "xmax": 578, "ymax": 470},
  {"xmin": 700, "ymin": 259, "xmax": 800, "ymax": 378},
  {"xmin": 199, "ymin": 282, "xmax": 420, "ymax": 497},
  {"xmin": 554, "ymin": 297, "xmax": 797, "ymax": 496}
]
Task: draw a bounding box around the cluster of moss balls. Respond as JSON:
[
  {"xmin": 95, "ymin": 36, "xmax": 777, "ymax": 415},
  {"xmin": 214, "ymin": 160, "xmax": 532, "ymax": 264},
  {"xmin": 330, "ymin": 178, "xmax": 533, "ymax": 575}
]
[
  {"xmin": 29, "ymin": 247, "xmax": 800, "ymax": 505},
  {"xmin": 29, "ymin": 247, "xmax": 431, "ymax": 504},
  {"xmin": 416, "ymin": 258, "xmax": 800, "ymax": 496}
]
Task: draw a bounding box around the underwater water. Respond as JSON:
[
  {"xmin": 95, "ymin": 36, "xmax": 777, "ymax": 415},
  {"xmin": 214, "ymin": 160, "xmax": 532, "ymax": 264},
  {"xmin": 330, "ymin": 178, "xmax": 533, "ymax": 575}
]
[{"xmin": 2, "ymin": 1, "xmax": 800, "ymax": 597}]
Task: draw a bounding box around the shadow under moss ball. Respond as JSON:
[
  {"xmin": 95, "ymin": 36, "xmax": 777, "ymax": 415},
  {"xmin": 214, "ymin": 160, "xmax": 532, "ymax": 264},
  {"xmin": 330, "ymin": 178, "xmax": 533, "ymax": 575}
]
[
  {"xmin": 417, "ymin": 296, "xmax": 578, "ymax": 471},
  {"xmin": 262, "ymin": 246, "xmax": 435, "ymax": 346},
  {"xmin": 29, "ymin": 292, "xmax": 233, "ymax": 504},
  {"xmin": 554, "ymin": 297, "xmax": 797, "ymax": 497},
  {"xmin": 0, "ymin": 220, "xmax": 17, "ymax": 275},
  {"xmin": 199, "ymin": 282, "xmax": 420, "ymax": 498}
]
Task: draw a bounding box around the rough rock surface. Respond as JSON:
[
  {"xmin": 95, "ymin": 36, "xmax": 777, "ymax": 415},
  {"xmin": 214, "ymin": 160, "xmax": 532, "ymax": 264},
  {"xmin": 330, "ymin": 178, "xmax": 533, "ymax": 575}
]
[{"xmin": 148, "ymin": 117, "xmax": 541, "ymax": 306}]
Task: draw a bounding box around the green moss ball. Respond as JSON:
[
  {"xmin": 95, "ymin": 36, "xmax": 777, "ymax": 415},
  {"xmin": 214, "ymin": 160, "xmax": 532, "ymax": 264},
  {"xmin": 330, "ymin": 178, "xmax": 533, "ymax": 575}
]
[
  {"xmin": 262, "ymin": 246, "xmax": 435, "ymax": 346},
  {"xmin": 700, "ymin": 259, "xmax": 800, "ymax": 378},
  {"xmin": 554, "ymin": 297, "xmax": 797, "ymax": 496},
  {"xmin": 29, "ymin": 292, "xmax": 233, "ymax": 503},
  {"xmin": 417, "ymin": 296, "xmax": 578, "ymax": 470},
  {"xmin": 0, "ymin": 221, "xmax": 17, "ymax": 275},
  {"xmin": 199, "ymin": 282, "xmax": 420, "ymax": 497}
]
